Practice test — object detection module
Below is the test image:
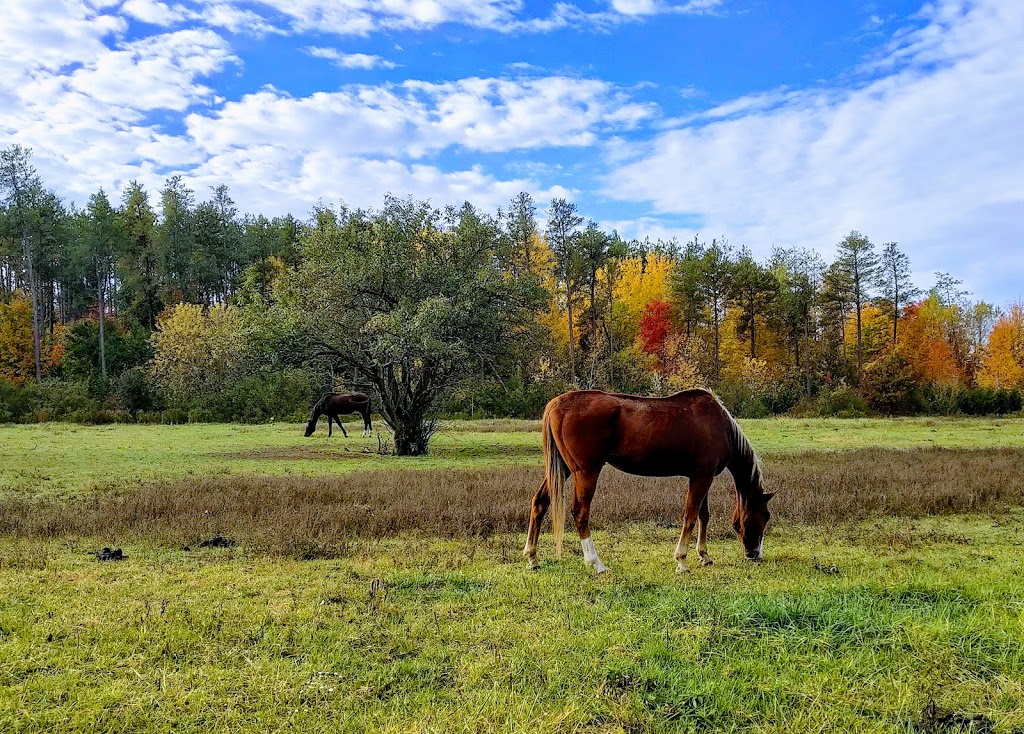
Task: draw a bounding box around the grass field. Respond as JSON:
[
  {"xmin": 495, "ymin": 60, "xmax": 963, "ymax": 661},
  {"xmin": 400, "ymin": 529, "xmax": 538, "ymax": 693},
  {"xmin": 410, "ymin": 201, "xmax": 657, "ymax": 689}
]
[
  {"xmin": 4, "ymin": 416, "xmax": 1024, "ymax": 497},
  {"xmin": 3, "ymin": 418, "xmax": 1024, "ymax": 732}
]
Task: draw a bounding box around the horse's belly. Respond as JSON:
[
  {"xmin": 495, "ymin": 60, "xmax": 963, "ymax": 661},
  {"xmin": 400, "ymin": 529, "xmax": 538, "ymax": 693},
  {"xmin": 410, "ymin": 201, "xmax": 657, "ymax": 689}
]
[{"xmin": 607, "ymin": 453, "xmax": 690, "ymax": 478}]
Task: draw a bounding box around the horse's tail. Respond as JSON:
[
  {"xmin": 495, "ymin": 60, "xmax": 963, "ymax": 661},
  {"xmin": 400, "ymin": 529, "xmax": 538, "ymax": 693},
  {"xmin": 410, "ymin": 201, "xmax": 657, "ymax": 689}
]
[{"xmin": 544, "ymin": 413, "xmax": 571, "ymax": 557}]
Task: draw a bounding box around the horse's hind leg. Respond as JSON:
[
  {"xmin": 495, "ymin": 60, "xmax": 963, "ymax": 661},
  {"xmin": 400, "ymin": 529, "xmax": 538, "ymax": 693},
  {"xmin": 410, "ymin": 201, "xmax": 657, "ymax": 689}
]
[
  {"xmin": 675, "ymin": 474, "xmax": 713, "ymax": 574},
  {"xmin": 362, "ymin": 411, "xmax": 371, "ymax": 437},
  {"xmin": 572, "ymin": 470, "xmax": 607, "ymax": 574},
  {"xmin": 523, "ymin": 480, "xmax": 550, "ymax": 570}
]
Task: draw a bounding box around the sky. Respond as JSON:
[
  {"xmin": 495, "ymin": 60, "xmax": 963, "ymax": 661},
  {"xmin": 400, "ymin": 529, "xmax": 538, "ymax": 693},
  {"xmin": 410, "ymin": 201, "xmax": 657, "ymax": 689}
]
[{"xmin": 2, "ymin": 0, "xmax": 1022, "ymax": 304}]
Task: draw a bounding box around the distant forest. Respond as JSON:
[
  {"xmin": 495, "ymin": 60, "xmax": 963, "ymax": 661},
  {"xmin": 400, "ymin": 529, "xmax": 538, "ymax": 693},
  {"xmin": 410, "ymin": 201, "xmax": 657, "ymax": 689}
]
[{"xmin": 2, "ymin": 143, "xmax": 1022, "ymax": 428}]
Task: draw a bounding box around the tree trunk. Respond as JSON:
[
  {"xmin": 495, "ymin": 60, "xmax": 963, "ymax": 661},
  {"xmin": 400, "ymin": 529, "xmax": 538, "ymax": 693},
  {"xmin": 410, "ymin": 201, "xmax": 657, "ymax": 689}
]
[
  {"xmin": 713, "ymin": 303, "xmax": 721, "ymax": 384},
  {"xmin": 23, "ymin": 233, "xmax": 41, "ymax": 382},
  {"xmin": 567, "ymin": 295, "xmax": 576, "ymax": 384},
  {"xmin": 855, "ymin": 296, "xmax": 863, "ymax": 384},
  {"xmin": 749, "ymin": 297, "xmax": 756, "ymax": 359},
  {"xmin": 97, "ymin": 261, "xmax": 107, "ymax": 380},
  {"xmin": 892, "ymin": 282, "xmax": 899, "ymax": 345},
  {"xmin": 392, "ymin": 418, "xmax": 433, "ymax": 456}
]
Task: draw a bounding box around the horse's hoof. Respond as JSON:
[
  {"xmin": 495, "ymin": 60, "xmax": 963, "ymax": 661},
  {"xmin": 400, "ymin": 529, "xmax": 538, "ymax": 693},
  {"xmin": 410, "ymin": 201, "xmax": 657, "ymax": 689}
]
[
  {"xmin": 592, "ymin": 564, "xmax": 609, "ymax": 575},
  {"xmin": 699, "ymin": 557, "xmax": 714, "ymax": 567},
  {"xmin": 526, "ymin": 559, "xmax": 540, "ymax": 571},
  {"xmin": 676, "ymin": 564, "xmax": 690, "ymax": 574}
]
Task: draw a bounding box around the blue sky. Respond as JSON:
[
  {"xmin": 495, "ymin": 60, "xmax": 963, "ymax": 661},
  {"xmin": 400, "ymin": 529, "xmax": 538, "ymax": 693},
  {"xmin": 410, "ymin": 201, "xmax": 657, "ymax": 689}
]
[{"xmin": 2, "ymin": 0, "xmax": 1022, "ymax": 304}]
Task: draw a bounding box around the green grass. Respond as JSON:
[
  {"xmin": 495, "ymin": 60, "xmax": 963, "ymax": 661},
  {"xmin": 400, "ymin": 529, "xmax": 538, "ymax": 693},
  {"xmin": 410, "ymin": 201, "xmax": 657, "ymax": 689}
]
[
  {"xmin": 4, "ymin": 417, "xmax": 1024, "ymax": 731},
  {"xmin": 2, "ymin": 516, "xmax": 1023, "ymax": 732},
  {"xmin": 4, "ymin": 416, "xmax": 1024, "ymax": 497}
]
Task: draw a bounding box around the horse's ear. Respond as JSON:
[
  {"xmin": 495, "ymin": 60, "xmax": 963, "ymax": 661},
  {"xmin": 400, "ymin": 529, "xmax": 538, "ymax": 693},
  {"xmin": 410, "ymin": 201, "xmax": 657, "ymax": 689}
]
[{"xmin": 764, "ymin": 491, "xmax": 777, "ymax": 502}]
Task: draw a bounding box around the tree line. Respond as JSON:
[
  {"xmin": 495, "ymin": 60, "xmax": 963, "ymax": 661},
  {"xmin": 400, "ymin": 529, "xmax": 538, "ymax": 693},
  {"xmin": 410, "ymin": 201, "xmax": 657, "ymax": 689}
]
[{"xmin": 2, "ymin": 144, "xmax": 1022, "ymax": 453}]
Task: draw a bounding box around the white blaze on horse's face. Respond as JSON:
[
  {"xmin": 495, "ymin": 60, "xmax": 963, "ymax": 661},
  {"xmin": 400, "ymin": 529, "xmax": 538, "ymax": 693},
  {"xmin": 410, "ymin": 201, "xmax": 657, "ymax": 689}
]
[{"xmin": 735, "ymin": 501, "xmax": 770, "ymax": 562}]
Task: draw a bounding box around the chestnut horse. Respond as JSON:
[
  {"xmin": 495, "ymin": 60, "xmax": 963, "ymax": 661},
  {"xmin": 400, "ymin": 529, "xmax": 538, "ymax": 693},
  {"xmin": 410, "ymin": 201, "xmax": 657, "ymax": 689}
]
[
  {"xmin": 304, "ymin": 392, "xmax": 373, "ymax": 438},
  {"xmin": 523, "ymin": 389, "xmax": 774, "ymax": 573}
]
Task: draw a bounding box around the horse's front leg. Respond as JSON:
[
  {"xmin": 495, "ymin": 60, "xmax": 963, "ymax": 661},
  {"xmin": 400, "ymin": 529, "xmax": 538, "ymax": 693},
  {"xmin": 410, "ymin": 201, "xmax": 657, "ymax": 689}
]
[
  {"xmin": 327, "ymin": 416, "xmax": 332, "ymax": 437},
  {"xmin": 335, "ymin": 415, "xmax": 348, "ymax": 438},
  {"xmin": 696, "ymin": 494, "xmax": 713, "ymax": 566},
  {"xmin": 675, "ymin": 474, "xmax": 713, "ymax": 573}
]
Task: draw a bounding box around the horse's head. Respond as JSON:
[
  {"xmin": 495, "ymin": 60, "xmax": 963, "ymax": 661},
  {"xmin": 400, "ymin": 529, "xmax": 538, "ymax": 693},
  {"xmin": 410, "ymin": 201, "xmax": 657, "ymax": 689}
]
[
  {"xmin": 732, "ymin": 491, "xmax": 775, "ymax": 561},
  {"xmin": 303, "ymin": 419, "xmax": 316, "ymax": 437}
]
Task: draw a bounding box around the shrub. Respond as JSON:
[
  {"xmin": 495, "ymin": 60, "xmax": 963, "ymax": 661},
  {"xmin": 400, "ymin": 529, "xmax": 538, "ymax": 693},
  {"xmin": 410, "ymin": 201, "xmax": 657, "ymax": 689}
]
[
  {"xmin": 861, "ymin": 353, "xmax": 921, "ymax": 415},
  {"xmin": 113, "ymin": 367, "xmax": 159, "ymax": 415},
  {"xmin": 60, "ymin": 319, "xmax": 152, "ymax": 387},
  {"xmin": 957, "ymin": 387, "xmax": 1023, "ymax": 416},
  {"xmin": 213, "ymin": 369, "xmax": 313, "ymax": 423},
  {"xmin": 917, "ymin": 383, "xmax": 961, "ymax": 416},
  {"xmin": 790, "ymin": 385, "xmax": 870, "ymax": 418},
  {"xmin": 0, "ymin": 379, "xmax": 30, "ymax": 422},
  {"xmin": 22, "ymin": 380, "xmax": 100, "ymax": 422},
  {"xmin": 450, "ymin": 378, "xmax": 566, "ymax": 419}
]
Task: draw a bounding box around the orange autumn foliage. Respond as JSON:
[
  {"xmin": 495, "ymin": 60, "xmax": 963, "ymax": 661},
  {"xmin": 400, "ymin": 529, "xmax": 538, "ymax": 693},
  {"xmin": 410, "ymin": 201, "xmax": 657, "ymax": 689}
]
[
  {"xmin": 0, "ymin": 293, "xmax": 62, "ymax": 383},
  {"xmin": 897, "ymin": 298, "xmax": 962, "ymax": 385},
  {"xmin": 978, "ymin": 304, "xmax": 1024, "ymax": 389}
]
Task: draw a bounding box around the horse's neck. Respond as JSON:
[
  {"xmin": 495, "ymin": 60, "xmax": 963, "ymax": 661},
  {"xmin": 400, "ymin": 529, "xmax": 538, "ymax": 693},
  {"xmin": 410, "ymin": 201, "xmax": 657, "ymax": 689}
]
[{"xmin": 728, "ymin": 449, "xmax": 761, "ymax": 501}]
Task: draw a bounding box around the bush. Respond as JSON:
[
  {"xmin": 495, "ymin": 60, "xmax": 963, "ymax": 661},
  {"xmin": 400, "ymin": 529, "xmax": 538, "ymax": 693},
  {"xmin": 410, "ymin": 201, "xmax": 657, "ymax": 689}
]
[
  {"xmin": 113, "ymin": 367, "xmax": 159, "ymax": 415},
  {"xmin": 449, "ymin": 378, "xmax": 566, "ymax": 419},
  {"xmin": 957, "ymin": 387, "xmax": 1023, "ymax": 416},
  {"xmin": 716, "ymin": 370, "xmax": 802, "ymax": 419},
  {"xmin": 790, "ymin": 385, "xmax": 870, "ymax": 418},
  {"xmin": 0, "ymin": 379, "xmax": 30, "ymax": 422},
  {"xmin": 861, "ymin": 353, "xmax": 921, "ymax": 415},
  {"xmin": 22, "ymin": 380, "xmax": 101, "ymax": 422},
  {"xmin": 212, "ymin": 370, "xmax": 313, "ymax": 423},
  {"xmin": 60, "ymin": 319, "xmax": 152, "ymax": 386},
  {"xmin": 917, "ymin": 384, "xmax": 961, "ymax": 416}
]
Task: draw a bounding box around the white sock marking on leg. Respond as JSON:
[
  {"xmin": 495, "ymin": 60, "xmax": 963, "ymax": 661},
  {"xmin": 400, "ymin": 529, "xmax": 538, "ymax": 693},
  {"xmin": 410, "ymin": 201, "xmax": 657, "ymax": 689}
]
[{"xmin": 581, "ymin": 537, "xmax": 607, "ymax": 573}]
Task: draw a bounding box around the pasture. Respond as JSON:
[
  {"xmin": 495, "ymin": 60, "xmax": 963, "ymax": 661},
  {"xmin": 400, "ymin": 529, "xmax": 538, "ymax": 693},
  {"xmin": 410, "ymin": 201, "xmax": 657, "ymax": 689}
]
[{"xmin": 3, "ymin": 418, "xmax": 1024, "ymax": 732}]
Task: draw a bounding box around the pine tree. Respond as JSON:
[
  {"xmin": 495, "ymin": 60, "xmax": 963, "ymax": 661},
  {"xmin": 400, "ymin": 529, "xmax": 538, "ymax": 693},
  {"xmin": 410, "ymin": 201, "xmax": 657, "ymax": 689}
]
[
  {"xmin": 836, "ymin": 231, "xmax": 879, "ymax": 383},
  {"xmin": 877, "ymin": 241, "xmax": 919, "ymax": 345}
]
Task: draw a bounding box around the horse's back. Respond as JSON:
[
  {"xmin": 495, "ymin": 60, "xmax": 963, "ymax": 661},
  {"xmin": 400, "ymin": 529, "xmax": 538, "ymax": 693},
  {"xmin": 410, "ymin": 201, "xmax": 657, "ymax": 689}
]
[{"xmin": 544, "ymin": 389, "xmax": 731, "ymax": 477}]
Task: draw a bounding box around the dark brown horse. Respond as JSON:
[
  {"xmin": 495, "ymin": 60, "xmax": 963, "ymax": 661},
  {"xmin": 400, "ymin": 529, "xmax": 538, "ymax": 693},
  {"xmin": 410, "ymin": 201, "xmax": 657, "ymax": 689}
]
[
  {"xmin": 304, "ymin": 392, "xmax": 373, "ymax": 438},
  {"xmin": 523, "ymin": 389, "xmax": 774, "ymax": 573}
]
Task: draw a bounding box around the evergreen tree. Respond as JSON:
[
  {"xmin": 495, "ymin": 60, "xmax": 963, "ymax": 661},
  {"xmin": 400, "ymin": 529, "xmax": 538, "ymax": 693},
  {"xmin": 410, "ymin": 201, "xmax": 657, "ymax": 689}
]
[
  {"xmin": 877, "ymin": 241, "xmax": 919, "ymax": 345},
  {"xmin": 836, "ymin": 231, "xmax": 879, "ymax": 383}
]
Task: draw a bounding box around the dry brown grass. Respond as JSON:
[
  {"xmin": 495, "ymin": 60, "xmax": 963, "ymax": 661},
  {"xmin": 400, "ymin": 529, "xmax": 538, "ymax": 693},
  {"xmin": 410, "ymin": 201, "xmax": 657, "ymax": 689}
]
[{"xmin": 1, "ymin": 448, "xmax": 1021, "ymax": 557}]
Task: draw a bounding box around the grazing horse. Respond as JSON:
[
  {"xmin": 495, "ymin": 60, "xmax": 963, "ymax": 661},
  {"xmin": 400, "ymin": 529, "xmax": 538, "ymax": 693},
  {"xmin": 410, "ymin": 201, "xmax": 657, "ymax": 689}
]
[
  {"xmin": 304, "ymin": 392, "xmax": 373, "ymax": 438},
  {"xmin": 523, "ymin": 389, "xmax": 775, "ymax": 574}
]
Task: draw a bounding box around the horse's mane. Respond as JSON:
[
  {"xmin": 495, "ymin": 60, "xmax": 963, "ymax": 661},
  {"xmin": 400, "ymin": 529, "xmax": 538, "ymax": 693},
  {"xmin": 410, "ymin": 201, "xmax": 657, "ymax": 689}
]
[
  {"xmin": 311, "ymin": 392, "xmax": 332, "ymax": 416},
  {"xmin": 708, "ymin": 391, "xmax": 764, "ymax": 495}
]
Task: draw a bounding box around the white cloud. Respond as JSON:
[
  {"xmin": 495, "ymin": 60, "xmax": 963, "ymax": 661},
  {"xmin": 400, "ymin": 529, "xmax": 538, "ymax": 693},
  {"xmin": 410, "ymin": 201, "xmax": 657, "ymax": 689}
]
[
  {"xmin": 185, "ymin": 76, "xmax": 658, "ymax": 158},
  {"xmin": 0, "ymin": 15, "xmax": 235, "ymax": 200},
  {"xmin": 304, "ymin": 47, "xmax": 399, "ymax": 69},
  {"xmin": 179, "ymin": 146, "xmax": 571, "ymax": 217},
  {"xmin": 0, "ymin": 0, "xmax": 125, "ymax": 74},
  {"xmin": 603, "ymin": 0, "xmax": 1024, "ymax": 297},
  {"xmin": 179, "ymin": 0, "xmax": 722, "ymax": 36},
  {"xmin": 121, "ymin": 0, "xmax": 190, "ymax": 25}
]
